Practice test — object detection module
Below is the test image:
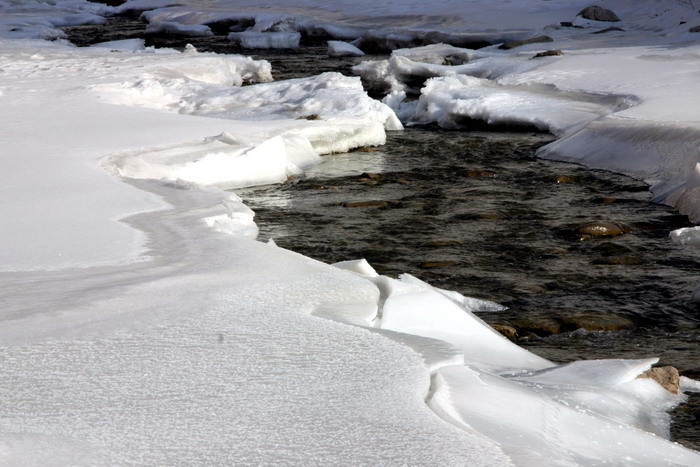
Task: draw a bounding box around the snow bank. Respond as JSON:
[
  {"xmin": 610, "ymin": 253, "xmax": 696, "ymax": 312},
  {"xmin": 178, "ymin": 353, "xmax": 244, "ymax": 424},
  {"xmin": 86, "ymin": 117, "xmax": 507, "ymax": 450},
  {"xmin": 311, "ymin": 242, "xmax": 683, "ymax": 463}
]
[
  {"xmin": 96, "ymin": 70, "xmax": 400, "ymax": 188},
  {"xmin": 359, "ymin": 40, "xmax": 700, "ymax": 222},
  {"xmin": 3, "ymin": 1, "xmax": 700, "ymax": 466},
  {"xmin": 333, "ymin": 258, "xmax": 700, "ymax": 465}
]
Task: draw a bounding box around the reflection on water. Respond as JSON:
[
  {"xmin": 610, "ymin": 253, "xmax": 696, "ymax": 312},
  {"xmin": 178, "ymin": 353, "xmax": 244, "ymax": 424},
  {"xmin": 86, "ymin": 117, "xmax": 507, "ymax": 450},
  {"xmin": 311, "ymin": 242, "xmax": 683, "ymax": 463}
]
[{"xmin": 238, "ymin": 127, "xmax": 700, "ymax": 450}]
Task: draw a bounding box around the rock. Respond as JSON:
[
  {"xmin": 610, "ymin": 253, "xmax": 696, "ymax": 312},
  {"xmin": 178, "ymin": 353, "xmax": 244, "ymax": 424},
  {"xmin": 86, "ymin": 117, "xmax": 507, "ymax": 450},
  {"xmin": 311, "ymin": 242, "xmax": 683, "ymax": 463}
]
[
  {"xmin": 592, "ymin": 26, "xmax": 624, "ymax": 34},
  {"xmin": 512, "ymin": 317, "xmax": 564, "ymax": 336},
  {"xmin": 690, "ymin": 26, "xmax": 700, "ymax": 33},
  {"xmin": 591, "ymin": 241, "xmax": 634, "ymax": 255},
  {"xmin": 491, "ymin": 324, "xmax": 518, "ymax": 340},
  {"xmin": 478, "ymin": 211, "xmax": 507, "ymax": 220},
  {"xmin": 638, "ymin": 366, "xmax": 680, "ymax": 394},
  {"xmin": 342, "ymin": 200, "xmax": 389, "ymax": 208},
  {"xmin": 354, "ymin": 147, "xmax": 379, "ymax": 153},
  {"xmin": 499, "ymin": 36, "xmax": 554, "ymax": 50},
  {"xmin": 596, "ymin": 256, "xmax": 645, "ymax": 265},
  {"xmin": 592, "ymin": 196, "xmax": 618, "ymax": 204},
  {"xmin": 560, "ymin": 22, "xmax": 584, "ymax": 29},
  {"xmin": 577, "ymin": 222, "xmax": 629, "ymax": 237},
  {"xmin": 554, "ymin": 174, "xmax": 575, "ymax": 183},
  {"xmin": 561, "ymin": 312, "xmax": 635, "ymax": 331},
  {"xmin": 296, "ymin": 114, "xmax": 321, "ymax": 120},
  {"xmin": 534, "ymin": 49, "xmax": 563, "ymax": 58},
  {"xmin": 423, "ymin": 239, "xmax": 463, "ymax": 247},
  {"xmin": 418, "ymin": 260, "xmax": 459, "ymax": 269},
  {"xmin": 577, "ymin": 6, "xmax": 621, "ymax": 22},
  {"xmin": 464, "ymin": 169, "xmax": 496, "ymax": 177}
]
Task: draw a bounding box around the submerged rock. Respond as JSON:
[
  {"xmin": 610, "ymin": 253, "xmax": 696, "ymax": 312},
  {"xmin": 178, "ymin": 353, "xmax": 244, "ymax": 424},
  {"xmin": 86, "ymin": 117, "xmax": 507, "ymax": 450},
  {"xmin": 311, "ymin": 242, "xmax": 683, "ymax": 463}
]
[
  {"xmin": 491, "ymin": 324, "xmax": 518, "ymax": 340},
  {"xmin": 512, "ymin": 317, "xmax": 564, "ymax": 336},
  {"xmin": 561, "ymin": 312, "xmax": 635, "ymax": 331},
  {"xmin": 554, "ymin": 174, "xmax": 575, "ymax": 183},
  {"xmin": 296, "ymin": 114, "xmax": 322, "ymax": 120},
  {"xmin": 577, "ymin": 6, "xmax": 621, "ymax": 22},
  {"xmin": 418, "ymin": 260, "xmax": 459, "ymax": 269},
  {"xmin": 592, "ymin": 27, "xmax": 625, "ymax": 34},
  {"xmin": 577, "ymin": 221, "xmax": 629, "ymax": 238},
  {"xmin": 499, "ymin": 36, "xmax": 554, "ymax": 50},
  {"xmin": 533, "ymin": 49, "xmax": 563, "ymax": 58},
  {"xmin": 342, "ymin": 200, "xmax": 390, "ymax": 208},
  {"xmin": 638, "ymin": 366, "xmax": 681, "ymax": 394},
  {"xmin": 464, "ymin": 169, "xmax": 496, "ymax": 177}
]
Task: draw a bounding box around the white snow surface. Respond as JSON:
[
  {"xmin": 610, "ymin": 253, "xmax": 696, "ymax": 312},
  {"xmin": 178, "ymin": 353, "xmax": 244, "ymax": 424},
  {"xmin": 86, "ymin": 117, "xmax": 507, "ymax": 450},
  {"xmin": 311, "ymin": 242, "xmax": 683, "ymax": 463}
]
[
  {"xmin": 2, "ymin": 1, "xmax": 700, "ymax": 466},
  {"xmin": 327, "ymin": 40, "xmax": 365, "ymax": 57}
]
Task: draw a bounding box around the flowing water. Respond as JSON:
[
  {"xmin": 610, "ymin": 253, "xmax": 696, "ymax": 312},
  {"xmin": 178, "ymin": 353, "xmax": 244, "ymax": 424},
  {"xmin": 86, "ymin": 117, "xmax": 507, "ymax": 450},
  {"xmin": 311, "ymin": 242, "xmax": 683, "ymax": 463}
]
[{"xmin": 64, "ymin": 15, "xmax": 700, "ymax": 450}]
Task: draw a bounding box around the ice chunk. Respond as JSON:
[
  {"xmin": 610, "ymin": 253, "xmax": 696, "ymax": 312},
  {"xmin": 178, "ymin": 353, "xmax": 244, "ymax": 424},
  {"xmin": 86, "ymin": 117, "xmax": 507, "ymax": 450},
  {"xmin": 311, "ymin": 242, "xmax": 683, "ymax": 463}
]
[
  {"xmin": 91, "ymin": 39, "xmax": 146, "ymax": 52},
  {"xmin": 670, "ymin": 226, "xmax": 700, "ymax": 247},
  {"xmin": 109, "ymin": 133, "xmax": 320, "ymax": 190},
  {"xmin": 327, "ymin": 40, "xmax": 365, "ymax": 57},
  {"xmin": 430, "ymin": 364, "xmax": 699, "ymax": 466},
  {"xmin": 406, "ymin": 75, "xmax": 618, "ymax": 134},
  {"xmin": 145, "ymin": 21, "xmax": 214, "ymax": 37},
  {"xmin": 375, "ymin": 274, "xmax": 552, "ymax": 372},
  {"xmin": 332, "ymin": 259, "xmax": 379, "ymax": 277},
  {"xmin": 228, "ymin": 31, "xmax": 301, "ymax": 49}
]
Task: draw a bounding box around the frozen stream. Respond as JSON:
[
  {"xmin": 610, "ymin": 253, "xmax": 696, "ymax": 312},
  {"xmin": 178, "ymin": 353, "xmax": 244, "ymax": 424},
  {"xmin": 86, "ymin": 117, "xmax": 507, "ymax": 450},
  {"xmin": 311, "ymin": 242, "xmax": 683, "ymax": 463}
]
[
  {"xmin": 62, "ymin": 13, "xmax": 700, "ymax": 453},
  {"xmin": 238, "ymin": 127, "xmax": 700, "ymax": 449}
]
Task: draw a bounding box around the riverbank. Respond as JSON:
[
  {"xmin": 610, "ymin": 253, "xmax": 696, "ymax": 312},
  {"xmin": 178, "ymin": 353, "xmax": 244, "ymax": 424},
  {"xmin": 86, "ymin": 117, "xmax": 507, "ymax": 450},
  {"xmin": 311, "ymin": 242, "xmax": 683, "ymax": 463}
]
[{"xmin": 2, "ymin": 1, "xmax": 700, "ymax": 465}]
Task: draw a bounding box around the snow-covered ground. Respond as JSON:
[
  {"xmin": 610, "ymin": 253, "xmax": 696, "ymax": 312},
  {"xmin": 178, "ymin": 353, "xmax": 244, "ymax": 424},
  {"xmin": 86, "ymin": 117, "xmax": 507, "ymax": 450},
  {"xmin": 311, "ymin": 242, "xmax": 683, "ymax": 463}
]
[{"xmin": 2, "ymin": 0, "xmax": 700, "ymax": 465}]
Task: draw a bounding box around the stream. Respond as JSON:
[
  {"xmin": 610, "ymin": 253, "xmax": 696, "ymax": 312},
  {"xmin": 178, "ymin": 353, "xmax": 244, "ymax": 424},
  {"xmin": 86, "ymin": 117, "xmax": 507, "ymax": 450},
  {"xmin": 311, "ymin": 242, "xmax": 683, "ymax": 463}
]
[{"xmin": 64, "ymin": 15, "xmax": 700, "ymax": 451}]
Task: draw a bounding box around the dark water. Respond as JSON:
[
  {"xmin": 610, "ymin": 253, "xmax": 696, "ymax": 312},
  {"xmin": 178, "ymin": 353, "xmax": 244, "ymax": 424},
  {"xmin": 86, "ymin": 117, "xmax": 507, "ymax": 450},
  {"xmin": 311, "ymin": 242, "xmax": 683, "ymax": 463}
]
[
  {"xmin": 238, "ymin": 128, "xmax": 700, "ymax": 448},
  {"xmin": 63, "ymin": 16, "xmax": 700, "ymax": 450}
]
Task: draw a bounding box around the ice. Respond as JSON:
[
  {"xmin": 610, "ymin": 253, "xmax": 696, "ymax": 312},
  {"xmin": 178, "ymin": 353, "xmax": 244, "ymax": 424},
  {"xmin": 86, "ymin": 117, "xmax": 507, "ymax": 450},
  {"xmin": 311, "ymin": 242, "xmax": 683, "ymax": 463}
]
[
  {"xmin": 670, "ymin": 226, "xmax": 700, "ymax": 248},
  {"xmin": 228, "ymin": 31, "xmax": 300, "ymax": 49},
  {"xmin": 145, "ymin": 20, "xmax": 214, "ymax": 37},
  {"xmin": 3, "ymin": 1, "xmax": 700, "ymax": 465},
  {"xmin": 430, "ymin": 364, "xmax": 698, "ymax": 467},
  {"xmin": 327, "ymin": 40, "xmax": 364, "ymax": 57},
  {"xmin": 90, "ymin": 38, "xmax": 147, "ymax": 51}
]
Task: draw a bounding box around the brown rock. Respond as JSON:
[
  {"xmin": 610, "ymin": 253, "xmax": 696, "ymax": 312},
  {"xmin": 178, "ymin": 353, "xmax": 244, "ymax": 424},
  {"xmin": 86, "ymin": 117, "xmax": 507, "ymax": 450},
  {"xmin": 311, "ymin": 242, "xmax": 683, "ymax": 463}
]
[
  {"xmin": 534, "ymin": 49, "xmax": 564, "ymax": 58},
  {"xmin": 638, "ymin": 366, "xmax": 680, "ymax": 394},
  {"xmin": 513, "ymin": 317, "xmax": 564, "ymax": 336},
  {"xmin": 555, "ymin": 175, "xmax": 575, "ymax": 183},
  {"xmin": 577, "ymin": 6, "xmax": 621, "ymax": 22},
  {"xmin": 561, "ymin": 312, "xmax": 635, "ymax": 331},
  {"xmin": 478, "ymin": 212, "xmax": 508, "ymax": 220},
  {"xmin": 491, "ymin": 324, "xmax": 518, "ymax": 340},
  {"xmin": 592, "ymin": 27, "xmax": 624, "ymax": 34},
  {"xmin": 465, "ymin": 169, "xmax": 496, "ymax": 177},
  {"xmin": 297, "ymin": 114, "xmax": 322, "ymax": 120},
  {"xmin": 418, "ymin": 260, "xmax": 459, "ymax": 269},
  {"xmin": 354, "ymin": 147, "xmax": 379, "ymax": 153},
  {"xmin": 342, "ymin": 200, "xmax": 389, "ymax": 208},
  {"xmin": 577, "ymin": 222, "xmax": 629, "ymax": 237},
  {"xmin": 499, "ymin": 36, "xmax": 554, "ymax": 50},
  {"xmin": 689, "ymin": 25, "xmax": 700, "ymax": 33},
  {"xmin": 424, "ymin": 239, "xmax": 464, "ymax": 247}
]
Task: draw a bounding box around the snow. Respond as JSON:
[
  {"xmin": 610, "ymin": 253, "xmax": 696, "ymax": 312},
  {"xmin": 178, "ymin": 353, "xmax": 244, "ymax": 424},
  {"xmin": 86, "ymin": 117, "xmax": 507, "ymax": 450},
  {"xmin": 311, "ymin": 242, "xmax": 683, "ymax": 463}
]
[
  {"xmin": 327, "ymin": 40, "xmax": 364, "ymax": 57},
  {"xmin": 228, "ymin": 31, "xmax": 301, "ymax": 49},
  {"xmin": 671, "ymin": 226, "xmax": 700, "ymax": 248},
  {"xmin": 145, "ymin": 21, "xmax": 213, "ymax": 37},
  {"xmin": 2, "ymin": 0, "xmax": 700, "ymax": 466}
]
